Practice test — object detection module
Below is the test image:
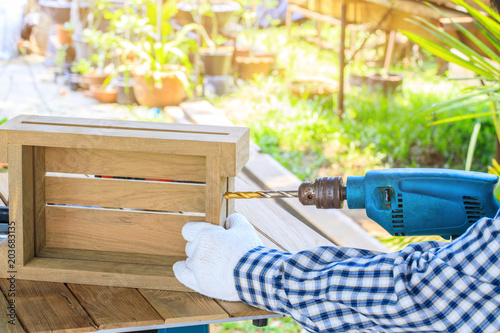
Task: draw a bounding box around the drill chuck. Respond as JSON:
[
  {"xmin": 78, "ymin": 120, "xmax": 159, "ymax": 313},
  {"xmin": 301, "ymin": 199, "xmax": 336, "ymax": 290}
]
[{"xmin": 298, "ymin": 177, "xmax": 347, "ymax": 209}]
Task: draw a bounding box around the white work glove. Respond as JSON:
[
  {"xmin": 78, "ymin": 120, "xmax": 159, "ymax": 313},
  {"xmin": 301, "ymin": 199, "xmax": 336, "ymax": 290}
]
[{"xmin": 173, "ymin": 213, "xmax": 263, "ymax": 301}]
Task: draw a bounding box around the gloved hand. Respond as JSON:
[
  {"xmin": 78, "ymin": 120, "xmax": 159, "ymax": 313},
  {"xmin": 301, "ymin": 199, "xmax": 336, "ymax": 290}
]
[{"xmin": 173, "ymin": 213, "xmax": 263, "ymax": 301}]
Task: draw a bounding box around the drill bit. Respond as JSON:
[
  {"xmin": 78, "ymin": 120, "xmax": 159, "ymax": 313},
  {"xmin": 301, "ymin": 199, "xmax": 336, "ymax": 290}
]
[{"xmin": 224, "ymin": 190, "xmax": 299, "ymax": 199}]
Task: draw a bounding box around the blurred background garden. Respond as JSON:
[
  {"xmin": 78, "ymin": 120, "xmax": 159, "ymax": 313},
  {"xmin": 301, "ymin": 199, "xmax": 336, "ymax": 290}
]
[{"xmin": 1, "ymin": 0, "xmax": 500, "ymax": 330}]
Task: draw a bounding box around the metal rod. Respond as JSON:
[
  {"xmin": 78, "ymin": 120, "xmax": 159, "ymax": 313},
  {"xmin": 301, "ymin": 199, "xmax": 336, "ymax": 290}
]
[{"xmin": 338, "ymin": 1, "xmax": 347, "ymax": 116}]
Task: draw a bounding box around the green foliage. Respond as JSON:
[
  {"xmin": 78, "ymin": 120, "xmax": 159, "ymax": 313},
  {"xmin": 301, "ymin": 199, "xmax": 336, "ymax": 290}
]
[
  {"xmin": 71, "ymin": 59, "xmax": 93, "ymax": 75},
  {"xmin": 401, "ymin": 0, "xmax": 500, "ymax": 167},
  {"xmin": 217, "ymin": 317, "xmax": 301, "ymax": 333},
  {"xmin": 212, "ymin": 69, "xmax": 495, "ymax": 180}
]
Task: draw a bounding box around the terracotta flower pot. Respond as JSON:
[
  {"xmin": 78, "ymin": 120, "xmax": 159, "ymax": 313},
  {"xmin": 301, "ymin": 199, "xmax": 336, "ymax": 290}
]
[
  {"xmin": 82, "ymin": 72, "xmax": 110, "ymax": 88},
  {"xmin": 367, "ymin": 74, "xmax": 403, "ymax": 94},
  {"xmin": 290, "ymin": 76, "xmax": 339, "ymax": 99},
  {"xmin": 90, "ymin": 85, "xmax": 117, "ymax": 103},
  {"xmin": 133, "ymin": 65, "xmax": 188, "ymax": 107},
  {"xmin": 56, "ymin": 24, "xmax": 72, "ymax": 45},
  {"xmin": 235, "ymin": 55, "xmax": 275, "ymax": 80}
]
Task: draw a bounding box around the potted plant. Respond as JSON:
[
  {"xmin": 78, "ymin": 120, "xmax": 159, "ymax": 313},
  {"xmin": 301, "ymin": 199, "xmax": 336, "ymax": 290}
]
[
  {"xmin": 176, "ymin": 0, "xmax": 241, "ymax": 35},
  {"xmin": 235, "ymin": 0, "xmax": 279, "ymax": 80},
  {"xmin": 56, "ymin": 21, "xmax": 74, "ymax": 45},
  {"xmin": 187, "ymin": 1, "xmax": 238, "ymax": 76},
  {"xmin": 80, "ymin": 30, "xmax": 117, "ymax": 87},
  {"xmin": 70, "ymin": 58, "xmax": 92, "ymax": 90},
  {"xmin": 130, "ymin": 23, "xmax": 200, "ymax": 107}
]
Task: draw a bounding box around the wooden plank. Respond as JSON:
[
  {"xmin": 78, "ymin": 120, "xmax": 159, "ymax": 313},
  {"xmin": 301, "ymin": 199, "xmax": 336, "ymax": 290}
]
[
  {"xmin": 45, "ymin": 147, "xmax": 207, "ymax": 182},
  {"xmin": 0, "ymin": 173, "xmax": 8, "ymax": 205},
  {"xmin": 38, "ymin": 247, "xmax": 186, "ymax": 266},
  {"xmin": 0, "ymin": 286, "xmax": 26, "ymax": 332},
  {"xmin": 205, "ymin": 156, "xmax": 223, "ymax": 225},
  {"xmin": 0, "ymin": 116, "xmax": 31, "ymax": 165},
  {"xmin": 4, "ymin": 115, "xmax": 249, "ymax": 177},
  {"xmin": 67, "ymin": 284, "xmax": 164, "ymax": 330},
  {"xmin": 22, "ymin": 115, "xmax": 237, "ymax": 137},
  {"xmin": 227, "ymin": 177, "xmax": 235, "ymax": 216},
  {"xmin": 45, "ymin": 176, "xmax": 206, "ymax": 213},
  {"xmin": 8, "ymin": 128, "xmax": 221, "ymax": 159},
  {"xmin": 180, "ymin": 101, "xmax": 250, "ymax": 177},
  {"xmin": 17, "ymin": 257, "xmax": 190, "ymax": 291},
  {"xmin": 8, "ymin": 146, "xmax": 34, "ymax": 267},
  {"xmin": 45, "ymin": 206, "xmax": 205, "ymax": 256},
  {"xmin": 215, "ymin": 300, "xmax": 272, "ymax": 318},
  {"xmin": 33, "ymin": 147, "xmax": 45, "ymax": 255},
  {"xmin": 139, "ymin": 289, "xmax": 229, "ymax": 324},
  {"xmin": 0, "ymin": 279, "xmax": 98, "ymax": 333}
]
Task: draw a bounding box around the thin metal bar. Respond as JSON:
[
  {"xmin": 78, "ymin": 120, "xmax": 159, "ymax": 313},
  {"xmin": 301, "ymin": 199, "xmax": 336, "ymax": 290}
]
[{"xmin": 338, "ymin": 1, "xmax": 347, "ymax": 116}]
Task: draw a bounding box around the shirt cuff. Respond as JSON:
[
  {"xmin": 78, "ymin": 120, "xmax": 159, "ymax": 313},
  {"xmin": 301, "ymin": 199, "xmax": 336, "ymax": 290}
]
[{"xmin": 234, "ymin": 246, "xmax": 292, "ymax": 313}]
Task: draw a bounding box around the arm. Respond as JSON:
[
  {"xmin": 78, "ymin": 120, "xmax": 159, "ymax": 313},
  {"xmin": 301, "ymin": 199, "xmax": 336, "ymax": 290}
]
[
  {"xmin": 175, "ymin": 214, "xmax": 500, "ymax": 332},
  {"xmin": 235, "ymin": 218, "xmax": 500, "ymax": 332}
]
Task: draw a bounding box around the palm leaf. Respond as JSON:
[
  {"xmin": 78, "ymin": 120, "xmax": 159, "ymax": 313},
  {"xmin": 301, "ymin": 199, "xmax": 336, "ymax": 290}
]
[
  {"xmin": 425, "ymin": 2, "xmax": 500, "ymax": 71},
  {"xmin": 402, "ymin": 30, "xmax": 491, "ymax": 77},
  {"xmin": 406, "ymin": 17, "xmax": 499, "ymax": 76},
  {"xmin": 419, "ymin": 86, "xmax": 500, "ymax": 116},
  {"xmin": 428, "ymin": 110, "xmax": 500, "ymax": 125},
  {"xmin": 424, "ymin": 95, "xmax": 499, "ymax": 119}
]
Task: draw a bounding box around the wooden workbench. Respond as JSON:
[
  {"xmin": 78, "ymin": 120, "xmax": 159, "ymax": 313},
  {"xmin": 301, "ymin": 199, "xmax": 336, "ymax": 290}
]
[{"xmin": 0, "ymin": 170, "xmax": 335, "ymax": 333}]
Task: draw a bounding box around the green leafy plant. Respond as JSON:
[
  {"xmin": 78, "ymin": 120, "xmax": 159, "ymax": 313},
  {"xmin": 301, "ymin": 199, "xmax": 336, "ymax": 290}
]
[
  {"xmin": 71, "ymin": 58, "xmax": 93, "ymax": 75},
  {"xmin": 82, "ymin": 29, "xmax": 119, "ymax": 74},
  {"xmin": 401, "ymin": 0, "xmax": 500, "ymax": 171},
  {"xmin": 238, "ymin": 0, "xmax": 279, "ymax": 56}
]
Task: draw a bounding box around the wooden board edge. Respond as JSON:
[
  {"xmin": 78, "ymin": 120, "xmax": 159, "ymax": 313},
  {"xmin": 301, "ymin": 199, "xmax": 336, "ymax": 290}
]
[{"xmin": 14, "ymin": 259, "xmax": 192, "ymax": 292}]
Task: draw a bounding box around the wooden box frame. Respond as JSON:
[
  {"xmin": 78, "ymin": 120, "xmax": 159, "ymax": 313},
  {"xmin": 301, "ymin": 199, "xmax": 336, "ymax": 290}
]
[{"xmin": 0, "ymin": 115, "xmax": 249, "ymax": 291}]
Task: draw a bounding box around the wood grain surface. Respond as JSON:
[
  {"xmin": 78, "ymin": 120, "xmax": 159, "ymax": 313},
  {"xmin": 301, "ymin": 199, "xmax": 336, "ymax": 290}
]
[
  {"xmin": 45, "ymin": 206, "xmax": 204, "ymax": 256},
  {"xmin": 140, "ymin": 289, "xmax": 229, "ymax": 324},
  {"xmin": 45, "ymin": 176, "xmax": 206, "ymax": 213},
  {"xmin": 33, "ymin": 147, "xmax": 46, "ymax": 255},
  {"xmin": 17, "ymin": 257, "xmax": 190, "ymax": 291},
  {"xmin": 4, "ymin": 115, "xmax": 249, "ymax": 177},
  {"xmin": 0, "ymin": 280, "xmax": 97, "ymax": 333},
  {"xmin": 0, "ymin": 286, "xmax": 25, "ymax": 332},
  {"xmin": 38, "ymin": 247, "xmax": 184, "ymax": 266},
  {"xmin": 67, "ymin": 284, "xmax": 164, "ymax": 330},
  {"xmin": 216, "ymin": 300, "xmax": 271, "ymax": 318},
  {"xmin": 45, "ymin": 147, "xmax": 207, "ymax": 182},
  {"xmin": 8, "ymin": 146, "xmax": 35, "ymax": 267}
]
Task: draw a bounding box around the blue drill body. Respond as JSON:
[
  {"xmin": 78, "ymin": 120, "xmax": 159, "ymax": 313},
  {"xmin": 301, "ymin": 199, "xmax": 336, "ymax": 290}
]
[{"xmin": 346, "ymin": 169, "xmax": 500, "ymax": 239}]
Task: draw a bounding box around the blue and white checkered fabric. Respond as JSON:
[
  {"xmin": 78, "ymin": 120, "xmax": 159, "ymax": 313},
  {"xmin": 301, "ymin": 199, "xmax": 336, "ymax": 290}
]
[{"xmin": 235, "ymin": 216, "xmax": 500, "ymax": 332}]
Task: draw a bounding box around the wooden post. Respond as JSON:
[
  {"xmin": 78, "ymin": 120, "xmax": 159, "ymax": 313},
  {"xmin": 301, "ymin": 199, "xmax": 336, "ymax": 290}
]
[
  {"xmin": 337, "ymin": 1, "xmax": 347, "ymax": 116},
  {"xmin": 316, "ymin": 21, "xmax": 323, "ymax": 51},
  {"xmin": 384, "ymin": 30, "xmax": 396, "ymax": 72}
]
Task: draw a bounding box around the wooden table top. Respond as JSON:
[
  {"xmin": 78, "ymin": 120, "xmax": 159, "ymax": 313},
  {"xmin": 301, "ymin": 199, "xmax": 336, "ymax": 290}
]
[{"xmin": 0, "ymin": 172, "xmax": 335, "ymax": 333}]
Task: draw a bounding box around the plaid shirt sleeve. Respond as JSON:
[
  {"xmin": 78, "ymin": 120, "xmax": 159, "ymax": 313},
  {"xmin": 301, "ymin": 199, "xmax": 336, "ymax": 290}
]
[{"xmin": 234, "ymin": 216, "xmax": 500, "ymax": 332}]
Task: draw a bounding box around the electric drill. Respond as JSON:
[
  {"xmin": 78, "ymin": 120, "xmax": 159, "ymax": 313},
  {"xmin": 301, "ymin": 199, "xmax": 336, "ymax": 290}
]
[{"xmin": 225, "ymin": 168, "xmax": 500, "ymax": 239}]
